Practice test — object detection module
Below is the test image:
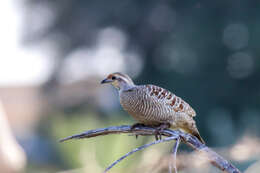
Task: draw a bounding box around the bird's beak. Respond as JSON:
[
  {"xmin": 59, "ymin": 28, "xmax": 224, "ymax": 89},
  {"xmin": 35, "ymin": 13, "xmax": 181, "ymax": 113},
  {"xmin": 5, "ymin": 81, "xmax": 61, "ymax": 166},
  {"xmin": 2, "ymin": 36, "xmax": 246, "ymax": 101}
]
[{"xmin": 101, "ymin": 78, "xmax": 113, "ymax": 84}]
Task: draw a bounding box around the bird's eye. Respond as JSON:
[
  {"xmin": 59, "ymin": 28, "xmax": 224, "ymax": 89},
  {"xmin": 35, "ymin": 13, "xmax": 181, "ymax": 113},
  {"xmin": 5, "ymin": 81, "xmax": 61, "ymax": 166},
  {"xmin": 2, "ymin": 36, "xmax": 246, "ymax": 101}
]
[{"xmin": 111, "ymin": 76, "xmax": 116, "ymax": 80}]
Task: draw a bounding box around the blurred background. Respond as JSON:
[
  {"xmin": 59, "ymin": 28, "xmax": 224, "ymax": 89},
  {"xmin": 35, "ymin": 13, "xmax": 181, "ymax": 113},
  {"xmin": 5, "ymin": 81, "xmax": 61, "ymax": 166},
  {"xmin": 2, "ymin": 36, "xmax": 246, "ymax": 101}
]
[{"xmin": 1, "ymin": 0, "xmax": 260, "ymax": 172}]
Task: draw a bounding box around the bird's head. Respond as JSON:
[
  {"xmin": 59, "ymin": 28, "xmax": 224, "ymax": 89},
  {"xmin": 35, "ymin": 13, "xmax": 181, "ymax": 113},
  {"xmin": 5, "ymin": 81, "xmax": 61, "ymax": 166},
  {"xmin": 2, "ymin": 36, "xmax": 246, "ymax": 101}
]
[{"xmin": 101, "ymin": 72, "xmax": 135, "ymax": 91}]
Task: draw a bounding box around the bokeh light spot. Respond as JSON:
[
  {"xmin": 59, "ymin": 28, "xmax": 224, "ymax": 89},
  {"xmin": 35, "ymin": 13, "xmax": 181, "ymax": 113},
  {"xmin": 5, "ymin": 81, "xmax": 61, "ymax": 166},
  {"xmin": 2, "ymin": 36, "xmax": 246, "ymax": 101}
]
[
  {"xmin": 154, "ymin": 46, "xmax": 198, "ymax": 75},
  {"xmin": 60, "ymin": 27, "xmax": 143, "ymax": 83},
  {"xmin": 148, "ymin": 5, "xmax": 177, "ymax": 32},
  {"xmin": 223, "ymin": 23, "xmax": 249, "ymax": 50},
  {"xmin": 227, "ymin": 52, "xmax": 254, "ymax": 79}
]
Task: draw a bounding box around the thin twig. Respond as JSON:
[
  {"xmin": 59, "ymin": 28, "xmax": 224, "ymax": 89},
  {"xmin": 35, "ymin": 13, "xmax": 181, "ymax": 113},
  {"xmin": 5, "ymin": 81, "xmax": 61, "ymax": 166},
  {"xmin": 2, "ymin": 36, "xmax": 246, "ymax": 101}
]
[
  {"xmin": 104, "ymin": 136, "xmax": 177, "ymax": 173},
  {"xmin": 60, "ymin": 125, "xmax": 241, "ymax": 173},
  {"xmin": 169, "ymin": 137, "xmax": 180, "ymax": 173}
]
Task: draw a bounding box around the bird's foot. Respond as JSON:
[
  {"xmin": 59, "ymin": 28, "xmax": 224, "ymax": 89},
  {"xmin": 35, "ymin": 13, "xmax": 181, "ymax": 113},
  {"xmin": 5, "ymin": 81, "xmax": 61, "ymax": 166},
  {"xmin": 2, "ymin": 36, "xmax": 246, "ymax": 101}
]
[
  {"xmin": 154, "ymin": 123, "xmax": 171, "ymax": 140},
  {"xmin": 130, "ymin": 123, "xmax": 146, "ymax": 139},
  {"xmin": 130, "ymin": 123, "xmax": 146, "ymax": 130}
]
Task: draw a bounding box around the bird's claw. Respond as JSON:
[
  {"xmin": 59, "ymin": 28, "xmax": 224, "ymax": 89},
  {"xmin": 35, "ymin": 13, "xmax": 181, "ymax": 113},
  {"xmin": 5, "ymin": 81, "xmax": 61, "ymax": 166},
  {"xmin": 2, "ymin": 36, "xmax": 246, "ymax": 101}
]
[
  {"xmin": 130, "ymin": 123, "xmax": 170, "ymax": 140},
  {"xmin": 131, "ymin": 123, "xmax": 145, "ymax": 140},
  {"xmin": 154, "ymin": 123, "xmax": 171, "ymax": 140},
  {"xmin": 130, "ymin": 123, "xmax": 145, "ymax": 130}
]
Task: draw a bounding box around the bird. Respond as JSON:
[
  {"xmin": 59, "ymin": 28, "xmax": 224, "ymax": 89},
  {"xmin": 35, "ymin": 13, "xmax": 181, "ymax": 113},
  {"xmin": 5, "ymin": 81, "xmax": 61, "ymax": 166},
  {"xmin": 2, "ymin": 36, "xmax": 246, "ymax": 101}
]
[{"xmin": 101, "ymin": 72, "xmax": 205, "ymax": 144}]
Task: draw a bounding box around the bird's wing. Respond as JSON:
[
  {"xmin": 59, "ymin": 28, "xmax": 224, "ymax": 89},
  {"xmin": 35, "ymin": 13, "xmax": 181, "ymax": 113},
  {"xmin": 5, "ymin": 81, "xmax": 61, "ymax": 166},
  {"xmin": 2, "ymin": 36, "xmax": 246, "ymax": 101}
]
[{"xmin": 144, "ymin": 85, "xmax": 196, "ymax": 117}]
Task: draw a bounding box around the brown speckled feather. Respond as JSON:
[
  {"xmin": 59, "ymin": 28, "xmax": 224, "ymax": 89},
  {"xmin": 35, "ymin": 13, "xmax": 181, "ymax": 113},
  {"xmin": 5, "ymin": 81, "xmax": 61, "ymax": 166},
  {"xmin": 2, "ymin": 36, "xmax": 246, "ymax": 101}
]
[
  {"xmin": 146, "ymin": 85, "xmax": 196, "ymax": 117},
  {"xmin": 101, "ymin": 72, "xmax": 204, "ymax": 144},
  {"xmin": 119, "ymin": 85, "xmax": 204, "ymax": 144}
]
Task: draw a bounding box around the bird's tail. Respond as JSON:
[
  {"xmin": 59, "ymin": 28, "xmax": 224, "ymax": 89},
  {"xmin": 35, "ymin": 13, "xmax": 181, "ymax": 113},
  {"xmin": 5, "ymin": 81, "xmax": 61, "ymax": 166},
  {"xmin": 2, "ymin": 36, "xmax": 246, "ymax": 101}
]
[
  {"xmin": 187, "ymin": 120, "xmax": 205, "ymax": 144},
  {"xmin": 176, "ymin": 126, "xmax": 205, "ymax": 144},
  {"xmin": 181, "ymin": 122, "xmax": 205, "ymax": 144},
  {"xmin": 191, "ymin": 130, "xmax": 205, "ymax": 144}
]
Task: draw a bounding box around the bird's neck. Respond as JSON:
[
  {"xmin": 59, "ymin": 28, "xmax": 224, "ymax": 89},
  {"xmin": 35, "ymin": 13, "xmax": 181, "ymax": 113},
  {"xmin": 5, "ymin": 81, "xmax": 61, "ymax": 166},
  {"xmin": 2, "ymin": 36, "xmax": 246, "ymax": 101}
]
[{"xmin": 119, "ymin": 83, "xmax": 136, "ymax": 92}]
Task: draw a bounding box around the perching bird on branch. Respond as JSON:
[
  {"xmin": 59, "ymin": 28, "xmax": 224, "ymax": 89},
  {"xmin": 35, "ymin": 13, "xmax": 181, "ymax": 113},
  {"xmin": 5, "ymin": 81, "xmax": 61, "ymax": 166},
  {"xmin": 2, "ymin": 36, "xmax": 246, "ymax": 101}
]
[{"xmin": 101, "ymin": 72, "xmax": 205, "ymax": 144}]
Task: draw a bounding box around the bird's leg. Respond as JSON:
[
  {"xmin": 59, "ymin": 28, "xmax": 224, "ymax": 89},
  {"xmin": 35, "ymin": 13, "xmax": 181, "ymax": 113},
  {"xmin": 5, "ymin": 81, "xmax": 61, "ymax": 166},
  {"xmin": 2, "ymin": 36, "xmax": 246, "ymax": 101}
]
[
  {"xmin": 130, "ymin": 123, "xmax": 146, "ymax": 139},
  {"xmin": 154, "ymin": 123, "xmax": 171, "ymax": 140}
]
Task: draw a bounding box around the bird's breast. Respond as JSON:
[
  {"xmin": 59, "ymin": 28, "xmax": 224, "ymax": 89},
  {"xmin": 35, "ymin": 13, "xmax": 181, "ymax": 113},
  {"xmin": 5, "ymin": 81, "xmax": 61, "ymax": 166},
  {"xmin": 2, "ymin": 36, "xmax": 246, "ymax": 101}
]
[{"xmin": 119, "ymin": 87, "xmax": 174, "ymax": 125}]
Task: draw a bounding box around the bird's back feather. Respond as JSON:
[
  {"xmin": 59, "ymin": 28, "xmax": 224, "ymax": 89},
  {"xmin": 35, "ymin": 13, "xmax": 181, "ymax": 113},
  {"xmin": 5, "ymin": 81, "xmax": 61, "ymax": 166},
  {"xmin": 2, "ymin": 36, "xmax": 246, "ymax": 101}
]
[{"xmin": 119, "ymin": 84, "xmax": 204, "ymax": 144}]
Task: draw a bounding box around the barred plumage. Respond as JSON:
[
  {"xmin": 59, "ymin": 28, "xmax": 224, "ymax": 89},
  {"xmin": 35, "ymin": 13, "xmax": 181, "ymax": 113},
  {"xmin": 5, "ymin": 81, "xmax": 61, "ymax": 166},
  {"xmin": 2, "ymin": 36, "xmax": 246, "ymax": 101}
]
[{"xmin": 101, "ymin": 72, "xmax": 205, "ymax": 143}]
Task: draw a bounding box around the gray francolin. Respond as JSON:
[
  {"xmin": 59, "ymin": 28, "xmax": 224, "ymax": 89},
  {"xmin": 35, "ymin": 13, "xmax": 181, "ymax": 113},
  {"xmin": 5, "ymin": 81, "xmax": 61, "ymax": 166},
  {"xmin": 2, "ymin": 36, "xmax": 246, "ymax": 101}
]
[{"xmin": 101, "ymin": 72, "xmax": 205, "ymax": 144}]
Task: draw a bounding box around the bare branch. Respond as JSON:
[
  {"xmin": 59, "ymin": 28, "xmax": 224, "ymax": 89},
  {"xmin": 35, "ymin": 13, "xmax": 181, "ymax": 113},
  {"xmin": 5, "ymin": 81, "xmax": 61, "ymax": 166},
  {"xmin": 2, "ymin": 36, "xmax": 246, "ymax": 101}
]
[
  {"xmin": 169, "ymin": 137, "xmax": 180, "ymax": 173},
  {"xmin": 60, "ymin": 125, "xmax": 241, "ymax": 173},
  {"xmin": 104, "ymin": 136, "xmax": 177, "ymax": 173}
]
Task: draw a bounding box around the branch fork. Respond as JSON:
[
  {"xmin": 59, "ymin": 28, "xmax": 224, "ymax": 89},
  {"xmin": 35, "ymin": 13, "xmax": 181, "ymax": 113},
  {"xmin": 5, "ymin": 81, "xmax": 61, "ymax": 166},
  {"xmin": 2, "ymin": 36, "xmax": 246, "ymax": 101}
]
[{"xmin": 60, "ymin": 125, "xmax": 241, "ymax": 173}]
